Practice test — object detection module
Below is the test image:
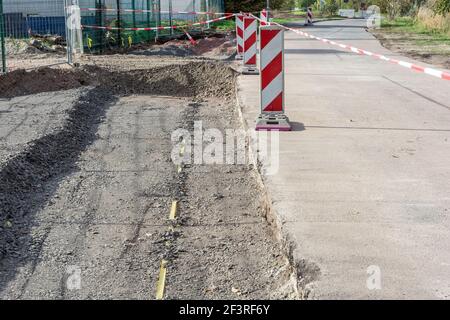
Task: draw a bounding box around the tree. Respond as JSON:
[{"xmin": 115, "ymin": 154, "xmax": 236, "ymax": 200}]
[
  {"xmin": 297, "ymin": 0, "xmax": 317, "ymax": 8},
  {"xmin": 224, "ymin": 0, "xmax": 287, "ymax": 12},
  {"xmin": 369, "ymin": 0, "xmax": 417, "ymax": 18},
  {"xmin": 434, "ymin": 0, "xmax": 450, "ymax": 14},
  {"xmin": 321, "ymin": 0, "xmax": 339, "ymax": 15},
  {"xmin": 280, "ymin": 0, "xmax": 297, "ymax": 10}
]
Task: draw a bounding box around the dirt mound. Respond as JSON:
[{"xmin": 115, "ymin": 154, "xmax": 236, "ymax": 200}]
[
  {"xmin": 1, "ymin": 61, "xmax": 236, "ymax": 99},
  {"xmin": 130, "ymin": 35, "xmax": 235, "ymax": 59},
  {"xmin": 0, "ymin": 68, "xmax": 90, "ymax": 99},
  {"xmin": 131, "ymin": 42, "xmax": 193, "ymax": 57},
  {"xmin": 95, "ymin": 62, "xmax": 236, "ymax": 98},
  {"xmin": 191, "ymin": 36, "xmax": 235, "ymax": 57},
  {"xmin": 6, "ymin": 37, "xmax": 65, "ymax": 56}
]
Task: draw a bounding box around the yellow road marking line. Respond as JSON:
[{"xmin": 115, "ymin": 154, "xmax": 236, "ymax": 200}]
[
  {"xmin": 155, "ymin": 259, "xmax": 168, "ymax": 300},
  {"xmin": 156, "ymin": 141, "xmax": 184, "ymax": 299},
  {"xmin": 169, "ymin": 200, "xmax": 178, "ymax": 220}
]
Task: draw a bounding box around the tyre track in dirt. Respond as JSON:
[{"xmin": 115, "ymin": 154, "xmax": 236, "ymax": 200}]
[
  {"xmin": 0, "ymin": 87, "xmax": 118, "ymax": 298},
  {"xmin": 56, "ymin": 91, "xmax": 120, "ymax": 299},
  {"xmin": 0, "ymin": 90, "xmax": 87, "ymax": 167}
]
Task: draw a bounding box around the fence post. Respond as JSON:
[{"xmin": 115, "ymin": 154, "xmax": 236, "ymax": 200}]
[
  {"xmin": 66, "ymin": 0, "xmax": 83, "ymax": 65},
  {"xmin": 147, "ymin": 0, "xmax": 153, "ymax": 42},
  {"xmin": 132, "ymin": 0, "xmax": 136, "ymax": 41},
  {"xmin": 95, "ymin": 0, "xmax": 103, "ymax": 53},
  {"xmin": 117, "ymin": 0, "xmax": 121, "ymax": 46},
  {"xmin": 205, "ymin": 0, "xmax": 210, "ymax": 29},
  {"xmin": 169, "ymin": 0, "xmax": 173, "ymax": 36},
  {"xmin": 193, "ymin": 0, "xmax": 196, "ymax": 25},
  {"xmin": 156, "ymin": 0, "xmax": 161, "ymax": 41},
  {"xmin": 64, "ymin": 0, "xmax": 72, "ymax": 65},
  {"xmin": 0, "ymin": 0, "xmax": 6, "ymax": 74}
]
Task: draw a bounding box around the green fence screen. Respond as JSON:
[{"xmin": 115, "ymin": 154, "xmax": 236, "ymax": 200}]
[
  {"xmin": 80, "ymin": 0, "xmax": 226, "ymax": 53},
  {"xmin": 0, "ymin": 0, "xmax": 226, "ymax": 73}
]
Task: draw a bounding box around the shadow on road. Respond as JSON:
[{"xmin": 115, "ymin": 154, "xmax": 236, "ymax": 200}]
[
  {"xmin": 282, "ymin": 21, "xmax": 365, "ymax": 29},
  {"xmin": 285, "ymin": 48, "xmax": 352, "ymax": 55},
  {"xmin": 290, "ymin": 122, "xmax": 306, "ymax": 132}
]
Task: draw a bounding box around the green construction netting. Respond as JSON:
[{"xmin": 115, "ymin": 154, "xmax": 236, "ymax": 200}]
[{"xmin": 80, "ymin": 0, "xmax": 226, "ymax": 53}]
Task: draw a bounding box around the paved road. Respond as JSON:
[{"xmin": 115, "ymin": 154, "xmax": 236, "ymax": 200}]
[{"xmin": 238, "ymin": 19, "xmax": 450, "ymax": 299}]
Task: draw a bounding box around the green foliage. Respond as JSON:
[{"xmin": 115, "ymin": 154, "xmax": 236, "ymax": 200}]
[
  {"xmin": 320, "ymin": 0, "xmax": 339, "ymax": 16},
  {"xmin": 368, "ymin": 0, "xmax": 416, "ymax": 19},
  {"xmin": 297, "ymin": 0, "xmax": 317, "ymax": 8},
  {"xmin": 212, "ymin": 19, "xmax": 235, "ymax": 31},
  {"xmin": 224, "ymin": 0, "xmax": 286, "ymax": 12},
  {"xmin": 434, "ymin": 0, "xmax": 450, "ymax": 15},
  {"xmin": 369, "ymin": 0, "xmax": 448, "ymax": 19},
  {"xmin": 281, "ymin": 0, "xmax": 297, "ymax": 9}
]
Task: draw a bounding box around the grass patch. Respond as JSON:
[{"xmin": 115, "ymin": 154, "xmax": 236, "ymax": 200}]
[
  {"xmin": 272, "ymin": 17, "xmax": 304, "ymax": 24},
  {"xmin": 382, "ymin": 16, "xmax": 449, "ymax": 37},
  {"xmin": 378, "ymin": 16, "xmax": 450, "ymax": 57},
  {"xmin": 212, "ymin": 19, "xmax": 235, "ymax": 32},
  {"xmin": 272, "ymin": 15, "xmax": 344, "ymax": 24}
]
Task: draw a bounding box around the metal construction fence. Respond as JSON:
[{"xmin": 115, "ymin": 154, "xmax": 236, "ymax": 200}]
[
  {"xmin": 1, "ymin": 1, "xmax": 5, "ymax": 73},
  {"xmin": 0, "ymin": 0, "xmax": 69, "ymax": 73},
  {"xmin": 0, "ymin": 0, "xmax": 226, "ymax": 74},
  {"xmin": 79, "ymin": 0, "xmax": 226, "ymax": 53}
]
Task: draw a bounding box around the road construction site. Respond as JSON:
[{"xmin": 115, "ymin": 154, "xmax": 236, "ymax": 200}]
[
  {"xmin": 1, "ymin": 13, "xmax": 450, "ymax": 301},
  {"xmin": 239, "ymin": 18, "xmax": 450, "ymax": 299},
  {"xmin": 0, "ymin": 52, "xmax": 297, "ymax": 299}
]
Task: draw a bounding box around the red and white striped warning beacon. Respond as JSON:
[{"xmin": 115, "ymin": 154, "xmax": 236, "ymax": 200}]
[
  {"xmin": 235, "ymin": 14, "xmax": 244, "ymax": 60},
  {"xmin": 256, "ymin": 25, "xmax": 291, "ymax": 131},
  {"xmin": 242, "ymin": 16, "xmax": 259, "ymax": 75},
  {"xmin": 305, "ymin": 7, "xmax": 313, "ymax": 26},
  {"xmin": 260, "ymin": 9, "xmax": 269, "ymax": 26}
]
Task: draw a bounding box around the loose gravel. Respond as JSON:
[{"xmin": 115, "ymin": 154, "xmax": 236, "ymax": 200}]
[{"xmin": 0, "ymin": 58, "xmax": 297, "ymax": 299}]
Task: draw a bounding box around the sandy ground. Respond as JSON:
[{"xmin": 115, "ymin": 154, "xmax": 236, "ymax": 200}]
[
  {"xmin": 371, "ymin": 29, "xmax": 450, "ymax": 70},
  {"xmin": 3, "ymin": 34, "xmax": 236, "ymax": 73},
  {"xmin": 0, "ymin": 54, "xmax": 297, "ymax": 299},
  {"xmin": 4, "ymin": 38, "xmax": 68, "ymax": 72}
]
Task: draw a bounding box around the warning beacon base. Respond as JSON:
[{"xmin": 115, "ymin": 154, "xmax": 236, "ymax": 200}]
[
  {"xmin": 256, "ymin": 114, "xmax": 292, "ymax": 131},
  {"xmin": 242, "ymin": 67, "xmax": 260, "ymax": 75}
]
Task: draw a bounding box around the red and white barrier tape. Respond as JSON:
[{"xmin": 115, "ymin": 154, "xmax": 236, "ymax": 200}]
[
  {"xmin": 79, "ymin": 7, "xmax": 233, "ymax": 15},
  {"xmin": 250, "ymin": 14, "xmax": 450, "ymax": 82},
  {"xmin": 185, "ymin": 31, "xmax": 197, "ymax": 45},
  {"xmin": 82, "ymin": 14, "xmax": 234, "ymax": 31}
]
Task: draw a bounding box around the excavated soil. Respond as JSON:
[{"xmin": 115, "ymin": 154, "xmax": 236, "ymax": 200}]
[
  {"xmin": 0, "ymin": 60, "xmax": 297, "ymax": 299},
  {"xmin": 0, "ymin": 62, "xmax": 235, "ymax": 99}
]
